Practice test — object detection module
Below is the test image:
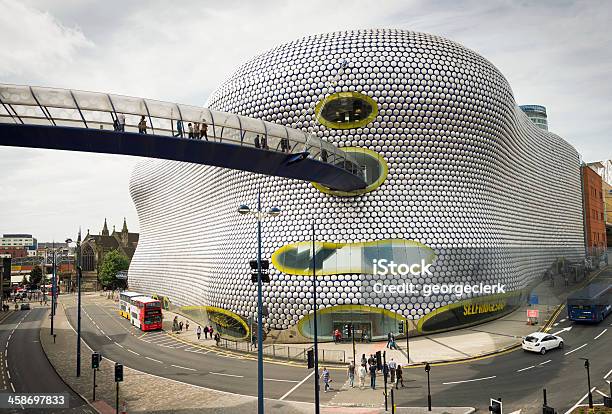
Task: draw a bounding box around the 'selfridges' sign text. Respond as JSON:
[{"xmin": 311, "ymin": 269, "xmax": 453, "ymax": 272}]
[{"xmin": 463, "ymin": 302, "xmax": 506, "ymax": 316}]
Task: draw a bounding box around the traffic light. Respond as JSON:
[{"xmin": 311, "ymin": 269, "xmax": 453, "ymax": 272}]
[
  {"xmin": 307, "ymin": 349, "xmax": 314, "ymax": 369},
  {"xmin": 375, "ymin": 351, "xmax": 382, "ymax": 370},
  {"xmin": 91, "ymin": 352, "xmax": 101, "ymax": 369},
  {"xmin": 249, "ymin": 260, "xmax": 270, "ymax": 283},
  {"xmin": 489, "ymin": 398, "xmax": 502, "ymax": 414},
  {"xmin": 114, "ymin": 363, "xmax": 123, "ymax": 382},
  {"xmin": 398, "ymin": 321, "xmax": 404, "ymax": 334}
]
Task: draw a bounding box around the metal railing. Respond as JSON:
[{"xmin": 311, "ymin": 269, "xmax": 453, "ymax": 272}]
[
  {"xmin": 217, "ymin": 337, "xmax": 347, "ymax": 364},
  {"xmin": 0, "ymin": 84, "xmax": 364, "ymax": 179}
]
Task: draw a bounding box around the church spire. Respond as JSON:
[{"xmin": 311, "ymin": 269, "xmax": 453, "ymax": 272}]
[
  {"xmin": 102, "ymin": 218, "xmax": 109, "ymax": 236},
  {"xmin": 122, "ymin": 217, "xmax": 128, "ymax": 233},
  {"xmin": 77, "ymin": 227, "xmax": 82, "ymax": 243}
]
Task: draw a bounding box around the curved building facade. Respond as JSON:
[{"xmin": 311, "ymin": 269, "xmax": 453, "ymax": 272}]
[{"xmin": 128, "ymin": 29, "xmax": 584, "ymax": 341}]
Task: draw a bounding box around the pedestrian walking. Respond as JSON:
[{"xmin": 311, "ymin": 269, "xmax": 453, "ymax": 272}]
[
  {"xmin": 179, "ymin": 321, "xmax": 184, "ymax": 331},
  {"xmin": 360, "ymin": 354, "xmax": 367, "ymax": 367},
  {"xmin": 321, "ymin": 367, "xmax": 331, "ymax": 392},
  {"xmin": 388, "ymin": 358, "xmax": 397, "ymax": 384},
  {"xmin": 254, "ymin": 135, "xmax": 261, "ymax": 148},
  {"xmin": 175, "ymin": 119, "xmax": 183, "ymax": 137},
  {"xmin": 395, "ymin": 364, "xmax": 404, "ymax": 388},
  {"xmin": 200, "ymin": 121, "xmax": 208, "ymax": 140},
  {"xmin": 188, "ymin": 122, "xmax": 194, "ymax": 138},
  {"xmin": 214, "ymin": 332, "xmax": 221, "ymax": 346},
  {"xmin": 117, "ymin": 113, "xmax": 126, "ymax": 132},
  {"xmin": 367, "ymin": 354, "xmax": 375, "ymax": 367},
  {"xmin": 358, "ymin": 364, "xmax": 367, "ymax": 389},
  {"xmin": 138, "ymin": 116, "xmax": 147, "ymax": 134},
  {"xmin": 196, "ymin": 325, "xmax": 202, "ymax": 340},
  {"xmin": 193, "ymin": 122, "xmax": 200, "ymax": 139},
  {"xmin": 382, "ymin": 362, "xmax": 389, "ymax": 386},
  {"xmin": 185, "ymin": 321, "xmax": 189, "ymax": 331},
  {"xmin": 203, "ymin": 325, "xmax": 209, "ymax": 339},
  {"xmin": 347, "ymin": 361, "xmax": 355, "ymax": 387},
  {"xmin": 209, "ymin": 325, "xmax": 214, "ymax": 337},
  {"xmin": 386, "ymin": 332, "xmax": 392, "ymax": 348},
  {"xmin": 369, "ymin": 362, "xmax": 377, "ymax": 389}
]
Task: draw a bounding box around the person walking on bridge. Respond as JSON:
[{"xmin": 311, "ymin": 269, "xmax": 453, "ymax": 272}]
[{"xmin": 138, "ymin": 115, "xmax": 147, "ymax": 134}]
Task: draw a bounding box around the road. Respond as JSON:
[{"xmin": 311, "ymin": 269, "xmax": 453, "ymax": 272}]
[
  {"xmin": 64, "ymin": 269, "xmax": 612, "ymax": 413},
  {"xmin": 0, "ymin": 306, "xmax": 93, "ymax": 413}
]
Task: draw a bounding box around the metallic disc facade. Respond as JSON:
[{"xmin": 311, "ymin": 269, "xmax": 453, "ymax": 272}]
[{"xmin": 128, "ymin": 29, "xmax": 584, "ymax": 334}]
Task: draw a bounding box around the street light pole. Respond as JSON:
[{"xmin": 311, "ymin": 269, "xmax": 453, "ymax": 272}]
[
  {"xmin": 312, "ymin": 222, "xmax": 320, "ymax": 414},
  {"xmin": 51, "ymin": 241, "xmax": 56, "ymax": 336},
  {"xmin": 76, "ymin": 264, "xmax": 82, "ymax": 377},
  {"xmin": 255, "ymin": 190, "xmax": 264, "ymax": 414},
  {"xmin": 405, "ymin": 320, "xmax": 410, "ymax": 365},
  {"xmin": 238, "ymin": 189, "xmax": 281, "ymax": 414}
]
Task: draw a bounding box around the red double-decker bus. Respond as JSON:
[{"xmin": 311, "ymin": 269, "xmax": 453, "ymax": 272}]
[{"xmin": 129, "ymin": 296, "xmax": 163, "ymax": 331}]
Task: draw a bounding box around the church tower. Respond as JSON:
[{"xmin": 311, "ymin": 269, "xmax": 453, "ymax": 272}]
[
  {"xmin": 101, "ymin": 218, "xmax": 109, "ymax": 236},
  {"xmin": 120, "ymin": 217, "xmax": 129, "ymax": 247}
]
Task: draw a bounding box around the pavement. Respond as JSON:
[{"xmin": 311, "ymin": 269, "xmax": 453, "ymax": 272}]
[{"xmin": 157, "ymin": 272, "xmax": 588, "ymax": 367}]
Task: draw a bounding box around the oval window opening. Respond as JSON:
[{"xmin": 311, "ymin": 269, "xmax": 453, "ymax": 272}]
[{"xmin": 315, "ymin": 92, "xmax": 378, "ymax": 129}]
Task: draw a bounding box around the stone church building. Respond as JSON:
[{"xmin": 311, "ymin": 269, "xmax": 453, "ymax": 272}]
[{"xmin": 80, "ymin": 218, "xmax": 139, "ymax": 289}]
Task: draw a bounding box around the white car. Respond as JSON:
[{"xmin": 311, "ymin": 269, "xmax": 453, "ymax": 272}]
[{"xmin": 522, "ymin": 332, "xmax": 564, "ymax": 354}]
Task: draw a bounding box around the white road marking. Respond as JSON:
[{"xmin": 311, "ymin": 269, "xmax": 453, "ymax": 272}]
[
  {"xmin": 443, "ymin": 375, "xmax": 496, "ymax": 385},
  {"xmin": 145, "ymin": 357, "xmax": 163, "ymax": 364},
  {"xmin": 553, "ymin": 323, "xmax": 559, "ymax": 327},
  {"xmin": 564, "ymin": 387, "xmax": 597, "ymax": 414},
  {"xmin": 10, "ymin": 382, "xmax": 14, "ymax": 392},
  {"xmin": 552, "ymin": 326, "xmax": 572, "ymax": 335},
  {"xmin": 127, "ymin": 349, "xmax": 140, "ymax": 356},
  {"xmin": 560, "ymin": 319, "xmax": 566, "ymax": 323},
  {"xmin": 105, "ymin": 335, "xmax": 112, "ymax": 341},
  {"xmin": 538, "ymin": 360, "xmax": 551, "ymax": 366},
  {"xmin": 594, "ymin": 329, "xmax": 607, "ymax": 340},
  {"xmin": 114, "ymin": 342, "xmax": 124, "ymax": 349},
  {"xmin": 280, "ymin": 371, "xmax": 315, "ymax": 401},
  {"xmin": 209, "ymin": 371, "xmax": 243, "ymax": 378},
  {"xmin": 604, "ymin": 367, "xmax": 612, "ymax": 379},
  {"xmin": 564, "ymin": 343, "xmax": 588, "ymax": 355},
  {"xmin": 265, "ymin": 378, "xmax": 299, "ymax": 383},
  {"xmin": 172, "ymin": 364, "xmax": 196, "ymax": 371},
  {"xmin": 596, "ymin": 389, "xmax": 607, "ymax": 397},
  {"xmin": 517, "ymin": 366, "xmax": 535, "ymax": 372}
]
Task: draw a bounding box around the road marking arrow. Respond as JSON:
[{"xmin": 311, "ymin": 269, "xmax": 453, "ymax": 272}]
[{"xmin": 551, "ymin": 326, "xmax": 572, "ymax": 336}]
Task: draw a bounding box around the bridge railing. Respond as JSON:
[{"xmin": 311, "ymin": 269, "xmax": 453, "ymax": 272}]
[{"xmin": 0, "ymin": 84, "xmax": 364, "ymax": 179}]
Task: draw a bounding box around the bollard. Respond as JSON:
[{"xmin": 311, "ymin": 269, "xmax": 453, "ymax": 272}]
[
  {"xmin": 391, "ymin": 388, "xmax": 395, "ymax": 414},
  {"xmin": 53, "ymin": 334, "xmax": 56, "ymax": 344}
]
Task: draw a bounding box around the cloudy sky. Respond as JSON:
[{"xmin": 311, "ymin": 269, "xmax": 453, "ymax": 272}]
[{"xmin": 1, "ymin": 0, "xmax": 610, "ymax": 242}]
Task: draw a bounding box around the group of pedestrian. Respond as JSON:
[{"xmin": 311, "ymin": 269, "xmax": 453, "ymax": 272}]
[
  {"xmin": 386, "ymin": 332, "xmax": 399, "ymax": 350},
  {"xmin": 181, "ymin": 120, "xmax": 208, "ymax": 140},
  {"xmin": 355, "ymin": 354, "xmax": 404, "ymax": 390},
  {"xmin": 195, "ymin": 325, "xmax": 216, "ymax": 340}
]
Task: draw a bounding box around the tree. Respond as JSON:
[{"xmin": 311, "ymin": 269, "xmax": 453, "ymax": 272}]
[
  {"xmin": 30, "ymin": 266, "xmax": 43, "ymax": 287},
  {"xmin": 98, "ymin": 249, "xmax": 130, "ymax": 289}
]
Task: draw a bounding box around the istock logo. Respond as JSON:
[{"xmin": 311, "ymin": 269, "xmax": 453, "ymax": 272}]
[{"xmin": 373, "ymin": 258, "xmax": 433, "ymax": 276}]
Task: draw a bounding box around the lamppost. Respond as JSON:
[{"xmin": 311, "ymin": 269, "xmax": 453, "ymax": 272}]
[
  {"xmin": 424, "ymin": 362, "xmax": 432, "ymax": 411},
  {"xmin": 405, "ymin": 320, "xmax": 411, "ymax": 365},
  {"xmin": 66, "ymin": 237, "xmax": 82, "ymax": 377},
  {"xmin": 311, "ymin": 222, "xmax": 320, "ymax": 414},
  {"xmin": 238, "ymin": 188, "xmax": 281, "ymax": 414},
  {"xmin": 50, "ymin": 241, "xmax": 57, "ymax": 336},
  {"xmin": 580, "ymin": 358, "xmax": 593, "ymax": 408}
]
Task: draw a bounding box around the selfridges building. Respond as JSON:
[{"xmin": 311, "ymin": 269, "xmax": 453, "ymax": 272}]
[{"xmin": 128, "ymin": 29, "xmax": 584, "ymax": 342}]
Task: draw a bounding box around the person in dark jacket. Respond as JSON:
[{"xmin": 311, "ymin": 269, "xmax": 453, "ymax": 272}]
[{"xmin": 369, "ymin": 363, "xmax": 377, "ymax": 389}]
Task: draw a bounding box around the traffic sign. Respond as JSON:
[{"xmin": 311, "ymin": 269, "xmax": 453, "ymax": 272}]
[
  {"xmin": 527, "ymin": 309, "xmax": 539, "ymax": 318},
  {"xmin": 529, "ymin": 294, "xmax": 539, "ymax": 305}
]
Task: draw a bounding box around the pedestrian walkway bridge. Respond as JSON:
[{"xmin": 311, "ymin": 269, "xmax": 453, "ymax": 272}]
[{"xmin": 0, "ymin": 84, "xmax": 367, "ymax": 191}]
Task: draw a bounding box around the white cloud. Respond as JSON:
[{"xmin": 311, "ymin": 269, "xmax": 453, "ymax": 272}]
[{"xmin": 1, "ymin": 0, "xmax": 610, "ymax": 240}]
